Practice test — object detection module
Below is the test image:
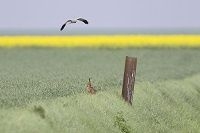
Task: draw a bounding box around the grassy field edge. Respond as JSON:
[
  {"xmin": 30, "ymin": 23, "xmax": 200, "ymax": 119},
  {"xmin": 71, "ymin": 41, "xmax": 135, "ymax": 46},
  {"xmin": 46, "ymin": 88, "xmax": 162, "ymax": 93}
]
[{"xmin": 1, "ymin": 73, "xmax": 200, "ymax": 133}]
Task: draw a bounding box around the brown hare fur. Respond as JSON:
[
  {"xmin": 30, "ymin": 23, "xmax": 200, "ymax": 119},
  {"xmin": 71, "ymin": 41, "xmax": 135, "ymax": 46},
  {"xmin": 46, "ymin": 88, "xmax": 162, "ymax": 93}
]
[{"xmin": 86, "ymin": 78, "xmax": 96, "ymax": 94}]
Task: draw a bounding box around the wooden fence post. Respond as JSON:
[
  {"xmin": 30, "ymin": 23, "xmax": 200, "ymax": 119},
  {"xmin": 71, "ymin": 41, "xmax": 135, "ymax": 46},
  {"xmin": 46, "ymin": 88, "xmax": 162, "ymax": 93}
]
[{"xmin": 122, "ymin": 56, "xmax": 137, "ymax": 105}]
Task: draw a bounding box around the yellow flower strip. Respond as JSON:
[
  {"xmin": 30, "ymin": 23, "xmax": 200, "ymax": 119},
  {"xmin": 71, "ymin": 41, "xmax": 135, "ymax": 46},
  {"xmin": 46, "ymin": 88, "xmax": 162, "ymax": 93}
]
[{"xmin": 0, "ymin": 35, "xmax": 200, "ymax": 48}]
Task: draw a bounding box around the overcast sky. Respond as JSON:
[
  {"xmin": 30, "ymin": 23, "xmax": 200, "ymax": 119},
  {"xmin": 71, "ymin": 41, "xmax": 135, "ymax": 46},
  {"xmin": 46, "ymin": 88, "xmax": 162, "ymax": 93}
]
[{"xmin": 0, "ymin": 0, "xmax": 200, "ymax": 30}]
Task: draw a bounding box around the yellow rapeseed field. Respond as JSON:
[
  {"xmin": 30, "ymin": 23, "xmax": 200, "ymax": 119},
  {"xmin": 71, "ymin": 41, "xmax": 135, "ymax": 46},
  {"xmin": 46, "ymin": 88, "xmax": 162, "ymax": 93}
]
[{"xmin": 0, "ymin": 35, "xmax": 200, "ymax": 48}]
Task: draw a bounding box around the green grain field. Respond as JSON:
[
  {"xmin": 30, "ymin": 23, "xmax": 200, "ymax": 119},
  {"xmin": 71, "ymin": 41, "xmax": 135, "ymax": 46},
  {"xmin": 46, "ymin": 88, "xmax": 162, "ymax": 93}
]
[{"xmin": 0, "ymin": 48, "xmax": 200, "ymax": 133}]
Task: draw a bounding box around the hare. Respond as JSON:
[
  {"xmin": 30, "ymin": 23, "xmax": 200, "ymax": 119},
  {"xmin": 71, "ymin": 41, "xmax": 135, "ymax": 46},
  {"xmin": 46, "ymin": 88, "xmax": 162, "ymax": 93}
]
[{"xmin": 86, "ymin": 78, "xmax": 96, "ymax": 94}]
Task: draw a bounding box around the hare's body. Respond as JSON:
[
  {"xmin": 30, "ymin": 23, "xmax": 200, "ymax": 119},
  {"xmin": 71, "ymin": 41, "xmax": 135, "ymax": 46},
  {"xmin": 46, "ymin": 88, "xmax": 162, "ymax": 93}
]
[{"xmin": 86, "ymin": 78, "xmax": 96, "ymax": 94}]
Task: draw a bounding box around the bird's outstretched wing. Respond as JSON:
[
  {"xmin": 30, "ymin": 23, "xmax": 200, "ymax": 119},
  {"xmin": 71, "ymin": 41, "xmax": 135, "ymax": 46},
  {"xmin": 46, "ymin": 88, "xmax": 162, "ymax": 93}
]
[
  {"xmin": 77, "ymin": 18, "xmax": 89, "ymax": 24},
  {"xmin": 66, "ymin": 20, "xmax": 73, "ymax": 23},
  {"xmin": 60, "ymin": 23, "xmax": 66, "ymax": 31},
  {"xmin": 60, "ymin": 20, "xmax": 74, "ymax": 31}
]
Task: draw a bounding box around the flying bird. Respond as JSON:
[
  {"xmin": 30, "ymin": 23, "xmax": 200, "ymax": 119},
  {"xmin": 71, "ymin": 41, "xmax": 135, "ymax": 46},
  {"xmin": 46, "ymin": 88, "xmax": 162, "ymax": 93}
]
[{"xmin": 60, "ymin": 18, "xmax": 89, "ymax": 31}]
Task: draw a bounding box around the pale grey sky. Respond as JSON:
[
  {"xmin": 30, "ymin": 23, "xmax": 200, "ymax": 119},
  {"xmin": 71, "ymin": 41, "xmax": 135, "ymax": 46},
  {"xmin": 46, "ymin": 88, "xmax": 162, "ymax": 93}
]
[{"xmin": 0, "ymin": 0, "xmax": 200, "ymax": 30}]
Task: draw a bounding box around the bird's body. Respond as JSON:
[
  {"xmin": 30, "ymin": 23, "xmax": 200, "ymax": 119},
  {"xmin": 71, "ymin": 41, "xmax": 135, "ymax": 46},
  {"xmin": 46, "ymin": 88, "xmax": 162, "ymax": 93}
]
[
  {"xmin": 86, "ymin": 78, "xmax": 96, "ymax": 94},
  {"xmin": 60, "ymin": 18, "xmax": 89, "ymax": 31}
]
